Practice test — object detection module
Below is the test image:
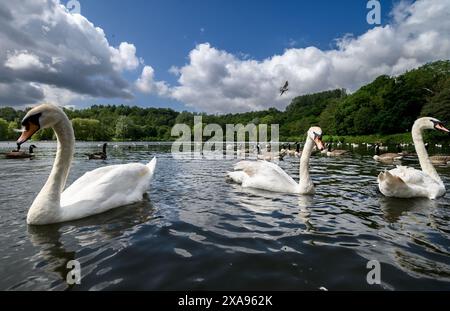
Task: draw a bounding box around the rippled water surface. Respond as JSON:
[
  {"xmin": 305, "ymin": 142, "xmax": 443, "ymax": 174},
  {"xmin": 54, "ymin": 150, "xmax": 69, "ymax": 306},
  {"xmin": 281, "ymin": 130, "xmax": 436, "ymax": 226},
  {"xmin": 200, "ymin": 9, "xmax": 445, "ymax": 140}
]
[{"xmin": 0, "ymin": 141, "xmax": 449, "ymax": 290}]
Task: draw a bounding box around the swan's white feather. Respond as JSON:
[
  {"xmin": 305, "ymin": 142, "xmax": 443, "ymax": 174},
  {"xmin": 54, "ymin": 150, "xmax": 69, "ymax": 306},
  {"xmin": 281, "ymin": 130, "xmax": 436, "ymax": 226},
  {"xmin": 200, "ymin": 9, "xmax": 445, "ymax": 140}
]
[
  {"xmin": 376, "ymin": 117, "xmax": 447, "ymax": 200},
  {"xmin": 227, "ymin": 160, "xmax": 300, "ymax": 193},
  {"xmin": 23, "ymin": 103, "xmax": 158, "ymax": 225},
  {"xmin": 378, "ymin": 165, "xmax": 445, "ymax": 199},
  {"xmin": 60, "ymin": 158, "xmax": 156, "ymax": 220}
]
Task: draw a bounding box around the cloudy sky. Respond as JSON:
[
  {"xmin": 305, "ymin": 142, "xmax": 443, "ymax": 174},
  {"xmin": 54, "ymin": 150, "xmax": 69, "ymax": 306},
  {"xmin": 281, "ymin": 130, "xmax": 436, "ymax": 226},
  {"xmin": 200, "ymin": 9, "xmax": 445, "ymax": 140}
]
[{"xmin": 0, "ymin": 0, "xmax": 449, "ymax": 113}]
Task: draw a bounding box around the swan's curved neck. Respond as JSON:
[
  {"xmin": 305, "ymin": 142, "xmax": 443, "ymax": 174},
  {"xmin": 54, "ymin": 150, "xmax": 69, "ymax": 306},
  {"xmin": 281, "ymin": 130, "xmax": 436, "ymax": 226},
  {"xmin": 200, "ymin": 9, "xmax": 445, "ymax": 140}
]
[
  {"xmin": 412, "ymin": 123, "xmax": 441, "ymax": 183},
  {"xmin": 28, "ymin": 114, "xmax": 74, "ymax": 223},
  {"xmin": 50, "ymin": 119, "xmax": 74, "ymax": 193},
  {"xmin": 299, "ymin": 137, "xmax": 314, "ymax": 189}
]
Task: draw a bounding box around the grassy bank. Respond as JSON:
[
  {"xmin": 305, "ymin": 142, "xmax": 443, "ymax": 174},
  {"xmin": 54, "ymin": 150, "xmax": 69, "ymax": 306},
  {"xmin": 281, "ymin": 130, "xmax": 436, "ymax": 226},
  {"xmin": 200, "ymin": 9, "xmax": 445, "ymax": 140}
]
[
  {"xmin": 285, "ymin": 131, "xmax": 450, "ymax": 145},
  {"xmin": 282, "ymin": 133, "xmax": 412, "ymax": 144},
  {"xmin": 322, "ymin": 133, "xmax": 413, "ymax": 144},
  {"xmin": 3, "ymin": 131, "xmax": 448, "ymax": 145}
]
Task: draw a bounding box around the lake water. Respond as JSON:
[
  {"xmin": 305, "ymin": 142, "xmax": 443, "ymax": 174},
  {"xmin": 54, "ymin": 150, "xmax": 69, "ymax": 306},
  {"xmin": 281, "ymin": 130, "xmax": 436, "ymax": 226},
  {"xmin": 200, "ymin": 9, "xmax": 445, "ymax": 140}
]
[{"xmin": 0, "ymin": 141, "xmax": 449, "ymax": 290}]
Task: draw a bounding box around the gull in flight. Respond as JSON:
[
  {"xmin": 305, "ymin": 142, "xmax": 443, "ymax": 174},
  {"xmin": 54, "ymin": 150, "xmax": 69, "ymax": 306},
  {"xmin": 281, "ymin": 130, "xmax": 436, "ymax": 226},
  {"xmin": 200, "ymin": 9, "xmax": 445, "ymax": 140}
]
[{"xmin": 279, "ymin": 81, "xmax": 289, "ymax": 96}]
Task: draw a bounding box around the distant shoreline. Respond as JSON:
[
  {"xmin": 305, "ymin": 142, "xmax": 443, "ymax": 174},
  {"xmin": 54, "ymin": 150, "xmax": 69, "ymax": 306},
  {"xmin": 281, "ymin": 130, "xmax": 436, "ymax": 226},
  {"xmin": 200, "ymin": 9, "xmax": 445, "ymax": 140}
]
[{"xmin": 0, "ymin": 132, "xmax": 430, "ymax": 145}]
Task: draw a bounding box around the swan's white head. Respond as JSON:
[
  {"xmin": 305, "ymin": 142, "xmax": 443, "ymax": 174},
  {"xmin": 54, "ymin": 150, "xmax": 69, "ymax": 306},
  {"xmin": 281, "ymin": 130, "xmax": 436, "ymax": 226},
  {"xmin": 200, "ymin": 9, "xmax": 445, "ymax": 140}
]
[
  {"xmin": 307, "ymin": 126, "xmax": 325, "ymax": 151},
  {"xmin": 415, "ymin": 117, "xmax": 449, "ymax": 133},
  {"xmin": 17, "ymin": 103, "xmax": 65, "ymax": 145}
]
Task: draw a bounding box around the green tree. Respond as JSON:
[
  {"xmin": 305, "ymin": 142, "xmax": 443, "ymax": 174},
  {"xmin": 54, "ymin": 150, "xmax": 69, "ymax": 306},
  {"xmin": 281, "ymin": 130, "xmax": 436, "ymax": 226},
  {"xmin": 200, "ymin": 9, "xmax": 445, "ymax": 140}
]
[
  {"xmin": 115, "ymin": 115, "xmax": 133, "ymax": 140},
  {"xmin": 33, "ymin": 128, "xmax": 55, "ymax": 141},
  {"xmin": 0, "ymin": 60, "xmax": 448, "ymax": 141},
  {"xmin": 421, "ymin": 77, "xmax": 450, "ymax": 121},
  {"xmin": 7, "ymin": 121, "xmax": 19, "ymax": 140},
  {"xmin": 319, "ymin": 99, "xmax": 338, "ymax": 134},
  {"xmin": 72, "ymin": 118, "xmax": 102, "ymax": 141},
  {"xmin": 175, "ymin": 111, "xmax": 195, "ymax": 127}
]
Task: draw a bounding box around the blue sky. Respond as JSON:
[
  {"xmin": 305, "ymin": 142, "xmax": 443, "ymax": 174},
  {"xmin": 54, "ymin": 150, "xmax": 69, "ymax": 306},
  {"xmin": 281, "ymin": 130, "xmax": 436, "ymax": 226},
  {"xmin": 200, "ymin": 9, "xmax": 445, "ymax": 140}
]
[
  {"xmin": 77, "ymin": 0, "xmax": 395, "ymax": 110},
  {"xmin": 2, "ymin": 0, "xmax": 449, "ymax": 113},
  {"xmin": 82, "ymin": 0, "xmax": 393, "ymax": 71}
]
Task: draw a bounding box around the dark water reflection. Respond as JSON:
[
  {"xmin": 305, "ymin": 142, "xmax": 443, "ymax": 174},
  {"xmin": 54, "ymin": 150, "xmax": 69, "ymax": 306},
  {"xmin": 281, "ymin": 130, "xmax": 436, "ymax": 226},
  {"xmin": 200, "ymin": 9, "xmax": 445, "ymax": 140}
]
[{"xmin": 0, "ymin": 141, "xmax": 449, "ymax": 290}]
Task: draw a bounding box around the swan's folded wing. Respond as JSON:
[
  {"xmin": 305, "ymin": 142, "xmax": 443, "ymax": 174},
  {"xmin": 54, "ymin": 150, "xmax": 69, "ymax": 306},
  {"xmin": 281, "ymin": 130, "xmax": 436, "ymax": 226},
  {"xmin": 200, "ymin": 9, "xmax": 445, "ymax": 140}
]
[
  {"xmin": 384, "ymin": 166, "xmax": 444, "ymax": 199},
  {"xmin": 389, "ymin": 166, "xmax": 427, "ymax": 184},
  {"xmin": 232, "ymin": 160, "xmax": 298, "ymax": 192},
  {"xmin": 60, "ymin": 163, "xmax": 154, "ymax": 218},
  {"xmin": 62, "ymin": 165, "xmax": 123, "ymax": 196}
]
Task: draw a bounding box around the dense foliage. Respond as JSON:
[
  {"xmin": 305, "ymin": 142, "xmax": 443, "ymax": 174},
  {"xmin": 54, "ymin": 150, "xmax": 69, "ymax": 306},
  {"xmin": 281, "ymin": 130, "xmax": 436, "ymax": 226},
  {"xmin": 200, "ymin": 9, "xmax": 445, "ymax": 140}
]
[{"xmin": 0, "ymin": 60, "xmax": 449, "ymax": 142}]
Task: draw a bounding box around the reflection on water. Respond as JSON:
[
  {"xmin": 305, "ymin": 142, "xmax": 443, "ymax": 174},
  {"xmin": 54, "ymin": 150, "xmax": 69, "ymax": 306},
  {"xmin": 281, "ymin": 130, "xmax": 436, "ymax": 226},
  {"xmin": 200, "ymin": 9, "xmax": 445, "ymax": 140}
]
[
  {"xmin": 25, "ymin": 224, "xmax": 77, "ymax": 290},
  {"xmin": 379, "ymin": 197, "xmax": 435, "ymax": 223},
  {"xmin": 0, "ymin": 141, "xmax": 449, "ymax": 290}
]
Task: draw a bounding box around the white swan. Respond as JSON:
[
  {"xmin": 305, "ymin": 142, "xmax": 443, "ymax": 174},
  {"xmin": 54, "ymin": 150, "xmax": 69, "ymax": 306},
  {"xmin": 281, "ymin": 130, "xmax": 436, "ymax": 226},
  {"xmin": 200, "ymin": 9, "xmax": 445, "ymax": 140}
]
[
  {"xmin": 16, "ymin": 104, "xmax": 157, "ymax": 225},
  {"xmin": 227, "ymin": 127, "xmax": 325, "ymax": 194},
  {"xmin": 377, "ymin": 117, "xmax": 449, "ymax": 199}
]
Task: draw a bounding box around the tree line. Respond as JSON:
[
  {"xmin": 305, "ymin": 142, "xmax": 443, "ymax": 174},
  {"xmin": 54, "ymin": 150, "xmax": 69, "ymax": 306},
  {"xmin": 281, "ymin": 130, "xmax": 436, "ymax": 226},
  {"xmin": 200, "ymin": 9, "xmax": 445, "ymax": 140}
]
[{"xmin": 0, "ymin": 60, "xmax": 449, "ymax": 142}]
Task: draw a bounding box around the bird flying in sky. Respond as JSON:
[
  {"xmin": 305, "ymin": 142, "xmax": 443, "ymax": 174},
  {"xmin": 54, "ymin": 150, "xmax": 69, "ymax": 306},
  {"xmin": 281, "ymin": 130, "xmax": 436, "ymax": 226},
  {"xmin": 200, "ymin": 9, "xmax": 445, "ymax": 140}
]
[{"xmin": 279, "ymin": 81, "xmax": 289, "ymax": 96}]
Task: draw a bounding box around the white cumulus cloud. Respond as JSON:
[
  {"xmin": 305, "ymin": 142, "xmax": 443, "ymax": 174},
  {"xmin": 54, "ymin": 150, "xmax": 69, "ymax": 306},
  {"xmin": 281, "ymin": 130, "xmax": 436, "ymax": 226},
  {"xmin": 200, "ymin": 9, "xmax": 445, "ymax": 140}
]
[
  {"xmin": 5, "ymin": 51, "xmax": 45, "ymax": 70},
  {"xmin": 148, "ymin": 0, "xmax": 450, "ymax": 113},
  {"xmin": 110, "ymin": 42, "xmax": 140, "ymax": 71},
  {"xmin": 0, "ymin": 0, "xmax": 142, "ymax": 106},
  {"xmin": 135, "ymin": 65, "xmax": 170, "ymax": 96}
]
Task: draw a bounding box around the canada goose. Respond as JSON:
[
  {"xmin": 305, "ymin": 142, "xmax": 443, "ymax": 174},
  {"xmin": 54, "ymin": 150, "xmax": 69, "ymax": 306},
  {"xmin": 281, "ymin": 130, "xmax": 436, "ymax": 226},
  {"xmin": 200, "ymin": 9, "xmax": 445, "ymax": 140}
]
[
  {"xmin": 294, "ymin": 142, "xmax": 302, "ymax": 157},
  {"xmin": 85, "ymin": 143, "xmax": 107, "ymax": 160},
  {"xmin": 5, "ymin": 144, "xmax": 37, "ymax": 159}
]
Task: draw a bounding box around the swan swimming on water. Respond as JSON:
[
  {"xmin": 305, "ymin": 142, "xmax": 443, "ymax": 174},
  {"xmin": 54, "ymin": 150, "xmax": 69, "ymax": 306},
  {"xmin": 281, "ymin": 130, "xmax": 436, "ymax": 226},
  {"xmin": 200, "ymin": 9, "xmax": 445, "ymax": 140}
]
[
  {"xmin": 227, "ymin": 127, "xmax": 325, "ymax": 194},
  {"xmin": 377, "ymin": 117, "xmax": 449, "ymax": 199},
  {"xmin": 16, "ymin": 103, "xmax": 157, "ymax": 225}
]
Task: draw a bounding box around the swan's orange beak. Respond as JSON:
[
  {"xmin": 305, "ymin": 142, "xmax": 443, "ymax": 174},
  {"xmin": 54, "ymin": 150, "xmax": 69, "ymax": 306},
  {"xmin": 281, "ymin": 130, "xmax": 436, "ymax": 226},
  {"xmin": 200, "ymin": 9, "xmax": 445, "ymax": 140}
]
[
  {"xmin": 314, "ymin": 136, "xmax": 325, "ymax": 151},
  {"xmin": 435, "ymin": 123, "xmax": 450, "ymax": 133},
  {"xmin": 17, "ymin": 122, "xmax": 39, "ymax": 145}
]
